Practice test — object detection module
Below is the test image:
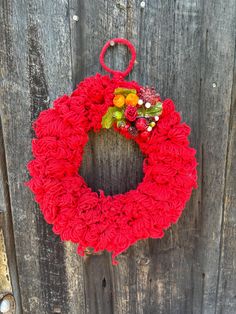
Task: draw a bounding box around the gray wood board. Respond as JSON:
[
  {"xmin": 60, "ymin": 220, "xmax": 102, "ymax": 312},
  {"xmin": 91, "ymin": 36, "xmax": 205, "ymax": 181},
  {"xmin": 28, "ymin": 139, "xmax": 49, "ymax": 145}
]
[{"xmin": 0, "ymin": 0, "xmax": 235, "ymax": 313}]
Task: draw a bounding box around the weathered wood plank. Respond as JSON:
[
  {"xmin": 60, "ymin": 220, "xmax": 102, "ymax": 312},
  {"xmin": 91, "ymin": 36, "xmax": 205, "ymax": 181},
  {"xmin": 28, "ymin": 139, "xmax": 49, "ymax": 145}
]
[
  {"xmin": 0, "ymin": 0, "xmax": 85, "ymax": 313},
  {"xmin": 215, "ymin": 49, "xmax": 236, "ymax": 314},
  {"xmin": 191, "ymin": 0, "xmax": 236, "ymax": 313},
  {"xmin": 0, "ymin": 117, "xmax": 21, "ymax": 313}
]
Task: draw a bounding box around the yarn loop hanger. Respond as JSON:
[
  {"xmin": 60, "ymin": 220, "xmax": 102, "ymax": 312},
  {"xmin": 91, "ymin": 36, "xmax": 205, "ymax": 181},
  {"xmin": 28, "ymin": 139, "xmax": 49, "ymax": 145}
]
[{"xmin": 99, "ymin": 38, "xmax": 136, "ymax": 79}]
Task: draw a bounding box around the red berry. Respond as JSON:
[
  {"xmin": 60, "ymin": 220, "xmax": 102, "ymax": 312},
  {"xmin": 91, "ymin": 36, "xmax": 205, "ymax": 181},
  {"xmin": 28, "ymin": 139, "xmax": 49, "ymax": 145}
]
[
  {"xmin": 140, "ymin": 131, "xmax": 150, "ymax": 140},
  {"xmin": 135, "ymin": 118, "xmax": 147, "ymax": 131}
]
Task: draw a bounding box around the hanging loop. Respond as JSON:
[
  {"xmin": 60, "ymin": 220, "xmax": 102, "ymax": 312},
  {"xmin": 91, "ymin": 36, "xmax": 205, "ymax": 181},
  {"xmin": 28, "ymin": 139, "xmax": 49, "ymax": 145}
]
[{"xmin": 99, "ymin": 38, "xmax": 136, "ymax": 79}]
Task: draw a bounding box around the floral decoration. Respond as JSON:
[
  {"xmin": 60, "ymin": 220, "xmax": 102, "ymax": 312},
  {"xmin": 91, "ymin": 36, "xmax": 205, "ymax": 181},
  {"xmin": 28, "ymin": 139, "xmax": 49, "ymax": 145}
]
[{"xmin": 102, "ymin": 87, "xmax": 163, "ymax": 139}]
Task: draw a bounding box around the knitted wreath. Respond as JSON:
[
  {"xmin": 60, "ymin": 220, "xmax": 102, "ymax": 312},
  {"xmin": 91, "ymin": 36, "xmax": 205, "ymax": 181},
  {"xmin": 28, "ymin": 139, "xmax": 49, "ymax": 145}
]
[{"xmin": 27, "ymin": 38, "xmax": 197, "ymax": 264}]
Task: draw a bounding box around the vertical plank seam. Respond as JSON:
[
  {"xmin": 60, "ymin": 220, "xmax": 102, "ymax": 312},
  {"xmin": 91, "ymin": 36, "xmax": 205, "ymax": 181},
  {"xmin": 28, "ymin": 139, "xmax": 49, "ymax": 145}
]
[
  {"xmin": 68, "ymin": 1, "xmax": 88, "ymax": 313},
  {"xmin": 214, "ymin": 38, "xmax": 236, "ymax": 314},
  {"xmin": 82, "ymin": 262, "xmax": 88, "ymax": 314},
  {"xmin": 193, "ymin": 0, "xmax": 207, "ymax": 310},
  {"xmin": 170, "ymin": 4, "xmax": 177, "ymax": 312},
  {"xmin": 68, "ymin": 0, "xmax": 75, "ymax": 88}
]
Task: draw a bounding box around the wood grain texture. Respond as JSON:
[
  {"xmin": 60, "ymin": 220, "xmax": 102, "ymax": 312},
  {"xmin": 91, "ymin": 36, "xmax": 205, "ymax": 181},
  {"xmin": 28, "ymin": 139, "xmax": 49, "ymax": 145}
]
[
  {"xmin": 0, "ymin": 0, "xmax": 235, "ymax": 313},
  {"xmin": 0, "ymin": 0, "xmax": 85, "ymax": 313},
  {"xmin": 214, "ymin": 46, "xmax": 236, "ymax": 314},
  {"xmin": 0, "ymin": 117, "xmax": 21, "ymax": 312}
]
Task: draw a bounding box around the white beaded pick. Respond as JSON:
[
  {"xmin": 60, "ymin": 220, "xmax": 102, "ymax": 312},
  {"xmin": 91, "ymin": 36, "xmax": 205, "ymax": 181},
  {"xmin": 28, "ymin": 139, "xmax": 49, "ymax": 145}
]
[{"xmin": 145, "ymin": 102, "xmax": 151, "ymax": 108}]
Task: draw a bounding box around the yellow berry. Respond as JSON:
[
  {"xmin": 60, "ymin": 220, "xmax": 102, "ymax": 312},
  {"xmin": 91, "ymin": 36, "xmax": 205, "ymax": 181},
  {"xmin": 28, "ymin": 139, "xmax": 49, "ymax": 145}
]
[
  {"xmin": 125, "ymin": 93, "xmax": 139, "ymax": 106},
  {"xmin": 113, "ymin": 94, "xmax": 125, "ymax": 107}
]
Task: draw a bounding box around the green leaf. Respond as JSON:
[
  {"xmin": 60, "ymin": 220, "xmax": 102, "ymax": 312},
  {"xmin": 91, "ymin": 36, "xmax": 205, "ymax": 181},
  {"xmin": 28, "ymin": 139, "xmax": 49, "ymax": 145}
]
[
  {"xmin": 145, "ymin": 102, "xmax": 163, "ymax": 116},
  {"xmin": 101, "ymin": 107, "xmax": 117, "ymax": 129},
  {"xmin": 114, "ymin": 88, "xmax": 137, "ymax": 96},
  {"xmin": 137, "ymin": 107, "xmax": 146, "ymax": 117},
  {"xmin": 155, "ymin": 101, "xmax": 163, "ymax": 108},
  {"xmin": 113, "ymin": 110, "xmax": 124, "ymax": 120}
]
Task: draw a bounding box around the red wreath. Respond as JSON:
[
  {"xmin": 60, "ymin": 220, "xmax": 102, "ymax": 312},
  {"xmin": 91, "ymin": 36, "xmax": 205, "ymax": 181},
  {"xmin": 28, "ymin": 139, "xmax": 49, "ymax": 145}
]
[{"xmin": 27, "ymin": 39, "xmax": 197, "ymax": 264}]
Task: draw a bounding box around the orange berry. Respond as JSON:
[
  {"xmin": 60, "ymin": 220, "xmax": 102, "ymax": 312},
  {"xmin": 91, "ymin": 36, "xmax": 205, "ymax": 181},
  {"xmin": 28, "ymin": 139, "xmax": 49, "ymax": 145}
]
[
  {"xmin": 125, "ymin": 93, "xmax": 139, "ymax": 106},
  {"xmin": 113, "ymin": 94, "xmax": 125, "ymax": 107}
]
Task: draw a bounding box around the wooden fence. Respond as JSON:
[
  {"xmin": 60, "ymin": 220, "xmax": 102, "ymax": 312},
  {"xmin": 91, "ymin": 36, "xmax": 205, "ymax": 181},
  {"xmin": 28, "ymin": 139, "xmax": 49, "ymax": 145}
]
[{"xmin": 0, "ymin": 0, "xmax": 235, "ymax": 313}]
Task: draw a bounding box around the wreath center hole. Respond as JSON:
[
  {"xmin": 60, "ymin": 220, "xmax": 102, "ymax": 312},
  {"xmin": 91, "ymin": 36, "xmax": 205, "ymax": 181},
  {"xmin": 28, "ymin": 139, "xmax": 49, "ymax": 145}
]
[{"xmin": 79, "ymin": 129, "xmax": 144, "ymax": 196}]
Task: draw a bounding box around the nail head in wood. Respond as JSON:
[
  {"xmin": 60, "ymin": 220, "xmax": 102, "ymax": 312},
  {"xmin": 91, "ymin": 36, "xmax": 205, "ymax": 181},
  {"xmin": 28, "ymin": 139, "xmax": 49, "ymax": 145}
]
[
  {"xmin": 140, "ymin": 1, "xmax": 146, "ymax": 8},
  {"xmin": 72, "ymin": 15, "xmax": 79, "ymax": 21},
  {"xmin": 0, "ymin": 299, "xmax": 11, "ymax": 313}
]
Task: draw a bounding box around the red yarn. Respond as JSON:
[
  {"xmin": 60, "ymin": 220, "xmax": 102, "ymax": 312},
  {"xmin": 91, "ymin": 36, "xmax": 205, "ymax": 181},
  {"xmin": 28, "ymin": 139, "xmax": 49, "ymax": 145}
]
[
  {"xmin": 99, "ymin": 38, "xmax": 136, "ymax": 79},
  {"xmin": 27, "ymin": 39, "xmax": 197, "ymax": 264}
]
